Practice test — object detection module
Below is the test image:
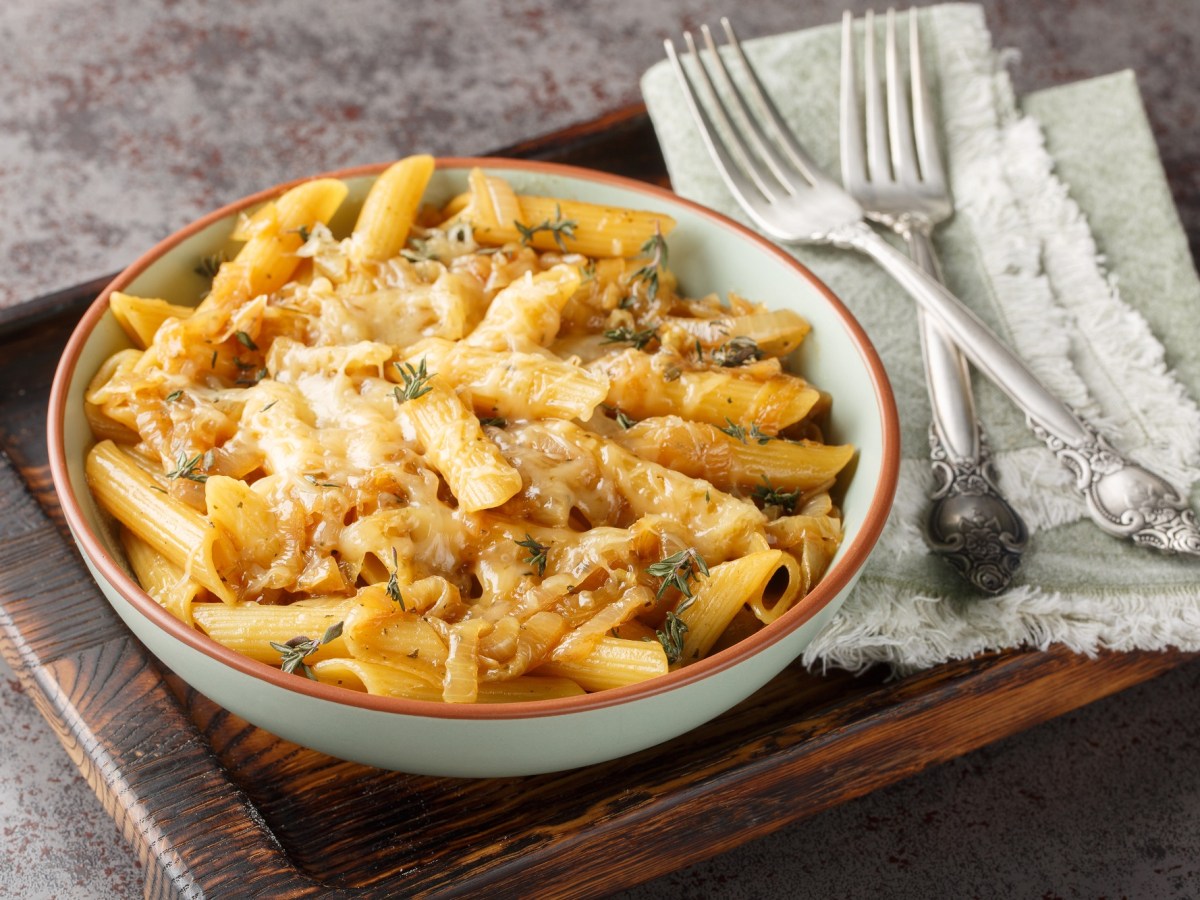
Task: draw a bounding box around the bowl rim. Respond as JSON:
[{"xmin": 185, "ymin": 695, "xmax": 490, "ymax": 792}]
[{"xmin": 47, "ymin": 156, "xmax": 900, "ymax": 722}]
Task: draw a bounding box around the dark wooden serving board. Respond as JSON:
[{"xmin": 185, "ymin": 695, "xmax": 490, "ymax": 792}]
[{"xmin": 0, "ymin": 105, "xmax": 1194, "ymax": 899}]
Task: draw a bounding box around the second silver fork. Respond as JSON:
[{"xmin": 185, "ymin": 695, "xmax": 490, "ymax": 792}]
[{"xmin": 840, "ymin": 8, "xmax": 1027, "ymax": 594}]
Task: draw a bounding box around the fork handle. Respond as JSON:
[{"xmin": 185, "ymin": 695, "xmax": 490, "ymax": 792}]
[
  {"xmin": 843, "ymin": 221, "xmax": 1200, "ymax": 554},
  {"xmin": 846, "ymin": 222, "xmax": 1091, "ymax": 445},
  {"xmin": 907, "ymin": 228, "xmax": 980, "ymax": 462}
]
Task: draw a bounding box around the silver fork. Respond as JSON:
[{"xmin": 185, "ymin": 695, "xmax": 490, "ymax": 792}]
[
  {"xmin": 840, "ymin": 8, "xmax": 1026, "ymax": 593},
  {"xmin": 664, "ymin": 18, "xmax": 1200, "ymax": 556}
]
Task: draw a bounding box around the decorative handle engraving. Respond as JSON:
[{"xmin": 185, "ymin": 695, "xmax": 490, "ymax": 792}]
[
  {"xmin": 1030, "ymin": 419, "xmax": 1200, "ymax": 554},
  {"xmin": 925, "ymin": 427, "xmax": 1028, "ymax": 594},
  {"xmin": 849, "ymin": 222, "xmax": 1200, "ymax": 557}
]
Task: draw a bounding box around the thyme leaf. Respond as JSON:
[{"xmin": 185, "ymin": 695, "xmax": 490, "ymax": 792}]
[
  {"xmin": 515, "ymin": 533, "xmax": 550, "ymax": 577},
  {"xmin": 234, "ymin": 330, "xmax": 259, "ymax": 351},
  {"xmin": 515, "ymin": 204, "xmax": 578, "ymax": 251},
  {"xmin": 270, "ymin": 621, "xmax": 344, "ymax": 680},
  {"xmin": 392, "ymin": 357, "xmax": 434, "ymax": 402},
  {"xmin": 711, "ymin": 335, "xmax": 763, "ymax": 367},
  {"xmin": 386, "ymin": 548, "xmax": 406, "ymax": 610},
  {"xmin": 631, "ymin": 226, "xmax": 668, "ymax": 301},
  {"xmin": 646, "ymin": 547, "xmax": 709, "ymax": 601},
  {"xmin": 752, "ymin": 475, "xmax": 801, "ymax": 513},
  {"xmin": 656, "ymin": 611, "xmax": 689, "ymax": 665},
  {"xmin": 719, "ymin": 417, "xmax": 771, "ymax": 445},
  {"xmin": 166, "ymin": 450, "xmax": 210, "ymax": 483},
  {"xmin": 601, "ymin": 326, "xmax": 658, "ymax": 351},
  {"xmin": 194, "ymin": 252, "xmax": 225, "ymax": 281}
]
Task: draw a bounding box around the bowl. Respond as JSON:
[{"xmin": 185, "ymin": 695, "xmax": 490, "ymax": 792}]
[{"xmin": 48, "ymin": 157, "xmax": 899, "ymax": 777}]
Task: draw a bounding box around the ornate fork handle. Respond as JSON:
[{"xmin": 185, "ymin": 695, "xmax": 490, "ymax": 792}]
[
  {"xmin": 903, "ymin": 222, "xmax": 1029, "ymax": 592},
  {"xmin": 839, "ymin": 220, "xmax": 1200, "ymax": 555}
]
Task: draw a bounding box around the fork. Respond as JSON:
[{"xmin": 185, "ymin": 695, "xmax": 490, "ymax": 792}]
[
  {"xmin": 664, "ymin": 18, "xmax": 1200, "ymax": 556},
  {"xmin": 840, "ymin": 9, "xmax": 1027, "ymax": 593}
]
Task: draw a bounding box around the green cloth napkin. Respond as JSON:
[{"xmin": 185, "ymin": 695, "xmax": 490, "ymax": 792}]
[{"xmin": 640, "ymin": 2, "xmax": 1200, "ymax": 673}]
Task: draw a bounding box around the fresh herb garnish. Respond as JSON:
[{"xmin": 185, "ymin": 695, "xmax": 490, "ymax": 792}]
[
  {"xmin": 303, "ymin": 474, "xmax": 339, "ymax": 488},
  {"xmin": 656, "ymin": 611, "xmax": 689, "ymax": 665},
  {"xmin": 386, "ymin": 548, "xmax": 406, "ymax": 610},
  {"xmin": 234, "ymin": 330, "xmax": 258, "ymax": 351},
  {"xmin": 270, "ymin": 621, "xmax": 343, "ymax": 680},
  {"xmin": 515, "ymin": 204, "xmax": 578, "ymax": 251},
  {"xmin": 646, "ymin": 547, "xmax": 709, "ymax": 601},
  {"xmin": 602, "ymin": 326, "xmax": 658, "ymax": 351},
  {"xmin": 194, "ymin": 252, "xmax": 225, "ymax": 281},
  {"xmin": 392, "ymin": 357, "xmax": 434, "ymax": 402},
  {"xmin": 235, "ymin": 367, "xmax": 269, "ymax": 386},
  {"xmin": 719, "ymin": 417, "xmax": 771, "ymax": 445},
  {"xmin": 515, "ymin": 534, "xmax": 550, "ymax": 577},
  {"xmin": 631, "ymin": 226, "xmax": 668, "ymax": 301},
  {"xmin": 164, "ymin": 390, "xmax": 184, "ymax": 403},
  {"xmin": 752, "ymin": 475, "xmax": 800, "ymax": 513},
  {"xmin": 711, "ymin": 336, "xmax": 763, "ymax": 367},
  {"xmin": 478, "ymin": 416, "xmax": 507, "ymax": 428},
  {"xmin": 614, "ymin": 409, "xmax": 637, "ymax": 429},
  {"xmin": 166, "ymin": 450, "xmax": 212, "ymax": 483}
]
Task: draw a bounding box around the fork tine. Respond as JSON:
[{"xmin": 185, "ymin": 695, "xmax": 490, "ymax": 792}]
[
  {"xmin": 839, "ymin": 10, "xmax": 867, "ymax": 190},
  {"xmin": 663, "ymin": 35, "xmax": 774, "ymax": 213},
  {"xmin": 908, "ymin": 7, "xmax": 946, "ymax": 188},
  {"xmin": 696, "ymin": 24, "xmax": 806, "ymax": 197},
  {"xmin": 885, "ymin": 8, "xmax": 920, "ymax": 183},
  {"xmin": 717, "ymin": 17, "xmax": 828, "ymax": 187},
  {"xmin": 676, "ymin": 29, "xmax": 784, "ymax": 203},
  {"xmin": 862, "ymin": 10, "xmax": 892, "ymax": 183}
]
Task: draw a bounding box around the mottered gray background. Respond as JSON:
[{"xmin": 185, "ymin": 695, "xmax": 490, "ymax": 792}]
[{"xmin": 1, "ymin": 0, "xmax": 1198, "ymax": 896}]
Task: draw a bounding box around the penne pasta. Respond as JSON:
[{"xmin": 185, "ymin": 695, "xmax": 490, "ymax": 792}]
[
  {"xmin": 81, "ymin": 161, "xmax": 851, "ymax": 701},
  {"xmin": 448, "ymin": 169, "xmax": 677, "ymax": 258},
  {"xmin": 86, "ymin": 440, "xmax": 233, "ymax": 603},
  {"xmin": 109, "ymin": 292, "xmax": 195, "ymax": 349},
  {"xmin": 401, "ymin": 337, "xmax": 609, "ymax": 422},
  {"xmin": 594, "ymin": 348, "xmax": 822, "ymax": 434},
  {"xmin": 537, "ymin": 636, "xmax": 669, "ymax": 691},
  {"xmin": 613, "ymin": 415, "xmax": 854, "ymax": 495}
]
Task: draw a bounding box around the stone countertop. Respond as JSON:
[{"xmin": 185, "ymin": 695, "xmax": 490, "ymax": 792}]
[{"xmin": 1, "ymin": 0, "xmax": 1198, "ymax": 896}]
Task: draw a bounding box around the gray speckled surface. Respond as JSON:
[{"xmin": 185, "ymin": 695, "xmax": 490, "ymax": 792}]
[{"xmin": 2, "ymin": 1, "xmax": 1199, "ymax": 897}]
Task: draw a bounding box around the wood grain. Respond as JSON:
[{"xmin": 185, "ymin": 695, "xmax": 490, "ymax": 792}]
[{"xmin": 0, "ymin": 106, "xmax": 1193, "ymax": 899}]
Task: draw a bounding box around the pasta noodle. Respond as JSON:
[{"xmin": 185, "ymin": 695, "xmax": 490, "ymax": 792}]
[{"xmin": 83, "ymin": 159, "xmax": 854, "ymax": 703}]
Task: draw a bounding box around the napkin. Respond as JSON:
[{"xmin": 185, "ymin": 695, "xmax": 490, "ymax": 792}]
[{"xmin": 640, "ymin": 2, "xmax": 1200, "ymax": 674}]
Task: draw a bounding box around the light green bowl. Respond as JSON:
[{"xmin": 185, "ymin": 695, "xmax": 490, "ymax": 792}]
[{"xmin": 48, "ymin": 159, "xmax": 899, "ymax": 777}]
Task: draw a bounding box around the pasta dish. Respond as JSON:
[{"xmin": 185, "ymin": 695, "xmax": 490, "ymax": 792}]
[{"xmin": 83, "ymin": 156, "xmax": 853, "ymax": 703}]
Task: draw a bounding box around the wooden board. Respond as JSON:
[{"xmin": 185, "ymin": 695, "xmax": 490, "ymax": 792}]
[{"xmin": 0, "ymin": 105, "xmax": 1193, "ymax": 899}]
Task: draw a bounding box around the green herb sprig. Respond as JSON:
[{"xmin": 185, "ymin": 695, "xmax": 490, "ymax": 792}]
[
  {"xmin": 752, "ymin": 476, "xmax": 801, "ymax": 513},
  {"xmin": 166, "ymin": 449, "xmax": 213, "ymax": 483},
  {"xmin": 646, "ymin": 547, "xmax": 709, "ymax": 601},
  {"xmin": 515, "ymin": 205, "xmax": 578, "ymax": 251},
  {"xmin": 386, "ymin": 548, "xmax": 406, "ymax": 610},
  {"xmin": 602, "ymin": 326, "xmax": 658, "ymax": 351},
  {"xmin": 515, "ymin": 534, "xmax": 550, "ymax": 577},
  {"xmin": 656, "ymin": 611, "xmax": 689, "ymax": 665},
  {"xmin": 270, "ymin": 621, "xmax": 344, "ymax": 680},
  {"xmin": 719, "ymin": 418, "xmax": 771, "ymax": 445},
  {"xmin": 393, "ymin": 357, "xmax": 434, "ymax": 402},
  {"xmin": 711, "ymin": 335, "xmax": 763, "ymax": 368},
  {"xmin": 631, "ymin": 226, "xmax": 669, "ymax": 301}
]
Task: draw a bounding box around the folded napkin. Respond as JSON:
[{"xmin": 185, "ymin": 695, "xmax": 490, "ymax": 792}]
[{"xmin": 641, "ymin": 2, "xmax": 1200, "ymax": 674}]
